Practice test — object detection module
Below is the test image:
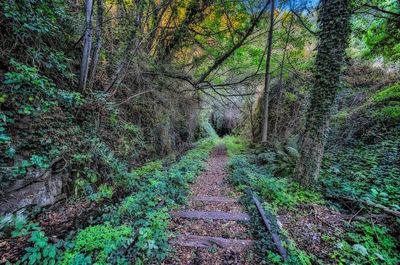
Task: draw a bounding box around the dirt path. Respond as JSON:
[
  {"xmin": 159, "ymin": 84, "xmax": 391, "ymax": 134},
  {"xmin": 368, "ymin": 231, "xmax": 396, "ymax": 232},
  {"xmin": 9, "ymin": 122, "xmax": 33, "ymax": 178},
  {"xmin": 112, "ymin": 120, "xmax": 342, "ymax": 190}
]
[{"xmin": 164, "ymin": 145, "xmax": 261, "ymax": 264}]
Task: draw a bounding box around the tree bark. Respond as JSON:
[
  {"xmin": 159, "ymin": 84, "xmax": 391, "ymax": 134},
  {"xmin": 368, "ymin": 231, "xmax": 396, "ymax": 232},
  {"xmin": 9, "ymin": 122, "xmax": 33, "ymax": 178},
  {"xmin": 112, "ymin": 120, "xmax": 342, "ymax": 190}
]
[
  {"xmin": 273, "ymin": 17, "xmax": 293, "ymax": 138},
  {"xmin": 88, "ymin": 0, "xmax": 104, "ymax": 90},
  {"xmin": 261, "ymin": 0, "xmax": 275, "ymax": 143},
  {"xmin": 79, "ymin": 0, "xmax": 94, "ymax": 91},
  {"xmin": 295, "ymin": 0, "xmax": 351, "ymax": 185}
]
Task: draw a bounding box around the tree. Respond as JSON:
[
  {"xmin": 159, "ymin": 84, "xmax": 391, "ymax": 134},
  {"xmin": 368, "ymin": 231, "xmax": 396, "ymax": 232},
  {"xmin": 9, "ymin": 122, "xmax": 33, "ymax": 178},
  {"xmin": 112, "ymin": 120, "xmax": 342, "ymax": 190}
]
[
  {"xmin": 261, "ymin": 0, "xmax": 275, "ymax": 143},
  {"xmin": 79, "ymin": 0, "xmax": 94, "ymax": 91},
  {"xmin": 295, "ymin": 0, "xmax": 351, "ymax": 185},
  {"xmin": 88, "ymin": 0, "xmax": 104, "ymax": 90}
]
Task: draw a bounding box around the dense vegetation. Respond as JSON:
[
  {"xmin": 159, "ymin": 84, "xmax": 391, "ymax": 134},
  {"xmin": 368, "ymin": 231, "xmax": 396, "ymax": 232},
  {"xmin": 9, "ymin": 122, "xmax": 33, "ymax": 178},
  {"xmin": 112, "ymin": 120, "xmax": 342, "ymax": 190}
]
[{"xmin": 1, "ymin": 0, "xmax": 399, "ymax": 264}]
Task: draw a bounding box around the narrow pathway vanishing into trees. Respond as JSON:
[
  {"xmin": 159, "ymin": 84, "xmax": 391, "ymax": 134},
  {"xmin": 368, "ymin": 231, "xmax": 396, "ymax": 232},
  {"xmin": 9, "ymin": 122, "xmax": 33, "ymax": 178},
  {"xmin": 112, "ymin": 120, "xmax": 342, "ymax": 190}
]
[{"xmin": 164, "ymin": 145, "xmax": 261, "ymax": 264}]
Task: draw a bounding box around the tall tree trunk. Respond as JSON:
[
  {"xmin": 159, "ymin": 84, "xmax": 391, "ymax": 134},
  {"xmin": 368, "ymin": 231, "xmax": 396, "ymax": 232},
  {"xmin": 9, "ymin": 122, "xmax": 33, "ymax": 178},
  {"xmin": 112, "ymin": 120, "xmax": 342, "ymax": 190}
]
[
  {"xmin": 79, "ymin": 0, "xmax": 94, "ymax": 91},
  {"xmin": 88, "ymin": 0, "xmax": 104, "ymax": 90},
  {"xmin": 261, "ymin": 0, "xmax": 275, "ymax": 143},
  {"xmin": 295, "ymin": 0, "xmax": 351, "ymax": 185},
  {"xmin": 273, "ymin": 17, "xmax": 293, "ymax": 139}
]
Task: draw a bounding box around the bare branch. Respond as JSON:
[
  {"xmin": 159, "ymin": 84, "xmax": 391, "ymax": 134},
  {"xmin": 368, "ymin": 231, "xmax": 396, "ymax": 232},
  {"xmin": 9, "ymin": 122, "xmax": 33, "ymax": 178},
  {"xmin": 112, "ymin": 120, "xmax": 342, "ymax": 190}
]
[{"xmin": 290, "ymin": 9, "xmax": 317, "ymax": 36}]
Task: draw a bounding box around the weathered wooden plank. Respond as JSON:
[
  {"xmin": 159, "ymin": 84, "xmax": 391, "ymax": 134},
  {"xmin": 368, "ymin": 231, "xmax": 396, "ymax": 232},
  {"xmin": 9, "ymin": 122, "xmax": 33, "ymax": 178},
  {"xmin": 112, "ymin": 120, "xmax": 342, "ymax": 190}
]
[
  {"xmin": 170, "ymin": 235, "xmax": 254, "ymax": 251},
  {"xmin": 171, "ymin": 210, "xmax": 250, "ymax": 221},
  {"xmin": 192, "ymin": 196, "xmax": 238, "ymax": 203},
  {"xmin": 252, "ymin": 194, "xmax": 288, "ymax": 260}
]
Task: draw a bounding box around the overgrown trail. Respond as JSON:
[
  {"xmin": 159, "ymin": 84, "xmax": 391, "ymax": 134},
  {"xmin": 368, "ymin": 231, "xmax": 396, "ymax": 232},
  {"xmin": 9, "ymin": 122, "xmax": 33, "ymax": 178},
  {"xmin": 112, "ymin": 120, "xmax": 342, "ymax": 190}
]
[{"xmin": 164, "ymin": 145, "xmax": 260, "ymax": 264}]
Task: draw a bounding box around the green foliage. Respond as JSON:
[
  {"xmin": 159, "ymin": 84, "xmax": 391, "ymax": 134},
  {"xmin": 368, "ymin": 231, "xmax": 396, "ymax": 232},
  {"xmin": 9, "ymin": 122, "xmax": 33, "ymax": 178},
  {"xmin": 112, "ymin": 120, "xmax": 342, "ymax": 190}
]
[
  {"xmin": 222, "ymin": 135, "xmax": 248, "ymax": 156},
  {"xmin": 2, "ymin": 0, "xmax": 75, "ymax": 79},
  {"xmin": 321, "ymin": 129, "xmax": 400, "ymax": 212},
  {"xmin": 89, "ymin": 184, "xmax": 114, "ymax": 202},
  {"xmin": 372, "ymin": 83, "xmax": 400, "ymax": 102},
  {"xmin": 370, "ymin": 83, "xmax": 400, "ymax": 119},
  {"xmin": 21, "ymin": 230, "xmax": 59, "ymax": 265},
  {"xmin": 3, "ymin": 0, "xmax": 69, "ymax": 35},
  {"xmin": 10, "ymin": 220, "xmax": 60, "ymax": 265},
  {"xmin": 131, "ymin": 160, "xmax": 163, "ymax": 179},
  {"xmin": 228, "ymin": 154, "xmax": 322, "ymax": 212},
  {"xmin": 67, "ymin": 138, "xmax": 216, "ymax": 263},
  {"xmin": 332, "ymin": 222, "xmax": 399, "ymax": 265},
  {"xmin": 1, "ymin": 154, "xmax": 49, "ymax": 186},
  {"xmin": 254, "ymin": 177, "xmax": 322, "ymax": 211},
  {"xmin": 374, "ymin": 104, "xmax": 400, "ymax": 119},
  {"xmin": 266, "ymin": 242, "xmax": 315, "ymax": 265},
  {"xmin": 201, "ymin": 120, "xmax": 219, "ymax": 139},
  {"xmin": 62, "ymin": 224, "xmax": 132, "ymax": 265},
  {"xmin": 352, "ymin": 1, "xmax": 400, "ymax": 61},
  {"xmin": 261, "ymin": 136, "xmax": 300, "ymax": 177},
  {"xmin": 135, "ymin": 209, "xmax": 170, "ymax": 261}
]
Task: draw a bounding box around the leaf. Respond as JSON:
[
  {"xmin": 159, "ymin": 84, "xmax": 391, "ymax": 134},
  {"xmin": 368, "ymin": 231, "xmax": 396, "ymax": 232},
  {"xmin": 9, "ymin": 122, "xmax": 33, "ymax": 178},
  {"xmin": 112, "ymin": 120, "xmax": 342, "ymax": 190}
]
[
  {"xmin": 352, "ymin": 244, "xmax": 368, "ymax": 256},
  {"xmin": 48, "ymin": 245, "xmax": 56, "ymax": 258}
]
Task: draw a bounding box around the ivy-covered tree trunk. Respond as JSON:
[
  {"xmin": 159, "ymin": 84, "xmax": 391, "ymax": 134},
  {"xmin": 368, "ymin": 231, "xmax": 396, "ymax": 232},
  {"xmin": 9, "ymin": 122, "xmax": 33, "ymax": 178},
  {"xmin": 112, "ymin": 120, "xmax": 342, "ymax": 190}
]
[{"xmin": 295, "ymin": 0, "xmax": 351, "ymax": 185}]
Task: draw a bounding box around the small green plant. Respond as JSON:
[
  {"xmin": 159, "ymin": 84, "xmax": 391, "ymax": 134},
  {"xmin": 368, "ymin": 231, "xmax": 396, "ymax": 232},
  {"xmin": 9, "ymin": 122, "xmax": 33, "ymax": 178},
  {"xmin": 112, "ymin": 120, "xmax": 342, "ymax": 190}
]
[
  {"xmin": 61, "ymin": 224, "xmax": 132, "ymax": 265},
  {"xmin": 135, "ymin": 209, "xmax": 170, "ymax": 261},
  {"xmin": 89, "ymin": 184, "xmax": 114, "ymax": 202},
  {"xmin": 332, "ymin": 222, "xmax": 399, "ymax": 265},
  {"xmin": 11, "ymin": 220, "xmax": 60, "ymax": 265}
]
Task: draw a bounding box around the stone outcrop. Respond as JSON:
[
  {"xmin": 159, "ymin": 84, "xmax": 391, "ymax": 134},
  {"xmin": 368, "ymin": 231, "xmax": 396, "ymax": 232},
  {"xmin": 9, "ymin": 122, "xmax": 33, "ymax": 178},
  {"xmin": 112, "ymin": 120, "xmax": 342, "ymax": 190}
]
[{"xmin": 0, "ymin": 159, "xmax": 67, "ymax": 215}]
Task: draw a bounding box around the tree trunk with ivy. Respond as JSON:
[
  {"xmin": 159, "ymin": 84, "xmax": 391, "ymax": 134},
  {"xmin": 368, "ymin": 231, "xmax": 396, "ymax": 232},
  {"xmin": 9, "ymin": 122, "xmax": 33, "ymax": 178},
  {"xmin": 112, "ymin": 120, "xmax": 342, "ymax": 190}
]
[{"xmin": 295, "ymin": 0, "xmax": 351, "ymax": 185}]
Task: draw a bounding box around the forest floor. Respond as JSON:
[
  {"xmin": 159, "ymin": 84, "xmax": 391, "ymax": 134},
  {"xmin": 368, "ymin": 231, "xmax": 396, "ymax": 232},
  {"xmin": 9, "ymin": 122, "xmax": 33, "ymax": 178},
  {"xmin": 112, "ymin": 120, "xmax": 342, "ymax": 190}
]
[{"xmin": 163, "ymin": 145, "xmax": 262, "ymax": 265}]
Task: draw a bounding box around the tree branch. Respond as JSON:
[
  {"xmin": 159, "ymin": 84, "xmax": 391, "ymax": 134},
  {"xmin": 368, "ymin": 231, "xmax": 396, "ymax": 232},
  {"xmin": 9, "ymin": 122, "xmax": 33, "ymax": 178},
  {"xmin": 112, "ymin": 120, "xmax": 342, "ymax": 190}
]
[
  {"xmin": 195, "ymin": 1, "xmax": 270, "ymax": 85},
  {"xmin": 290, "ymin": 9, "xmax": 317, "ymax": 36},
  {"xmin": 362, "ymin": 4, "xmax": 400, "ymax": 17}
]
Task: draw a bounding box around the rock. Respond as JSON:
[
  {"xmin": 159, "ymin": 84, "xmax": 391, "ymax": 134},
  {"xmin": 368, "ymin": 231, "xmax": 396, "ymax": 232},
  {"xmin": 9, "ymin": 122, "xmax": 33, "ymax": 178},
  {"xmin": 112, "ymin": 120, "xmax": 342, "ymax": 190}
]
[{"xmin": 0, "ymin": 161, "xmax": 67, "ymax": 215}]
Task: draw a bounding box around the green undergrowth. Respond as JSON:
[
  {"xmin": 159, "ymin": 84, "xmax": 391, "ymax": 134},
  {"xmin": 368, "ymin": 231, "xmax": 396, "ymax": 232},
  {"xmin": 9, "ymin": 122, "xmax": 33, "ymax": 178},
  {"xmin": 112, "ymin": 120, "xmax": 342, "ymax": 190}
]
[
  {"xmin": 1, "ymin": 214, "xmax": 62, "ymax": 265},
  {"xmin": 371, "ymin": 83, "xmax": 400, "ymax": 119},
  {"xmin": 224, "ymin": 138, "xmax": 322, "ymax": 213},
  {"xmin": 223, "ymin": 136, "xmax": 319, "ymax": 264},
  {"xmin": 1, "ymin": 137, "xmax": 216, "ymax": 264},
  {"xmin": 61, "ymin": 137, "xmax": 216, "ymax": 264},
  {"xmin": 332, "ymin": 222, "xmax": 399, "ymax": 265},
  {"xmin": 224, "ymin": 135, "xmax": 400, "ymax": 265},
  {"xmin": 321, "ymin": 127, "xmax": 400, "ymax": 212}
]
